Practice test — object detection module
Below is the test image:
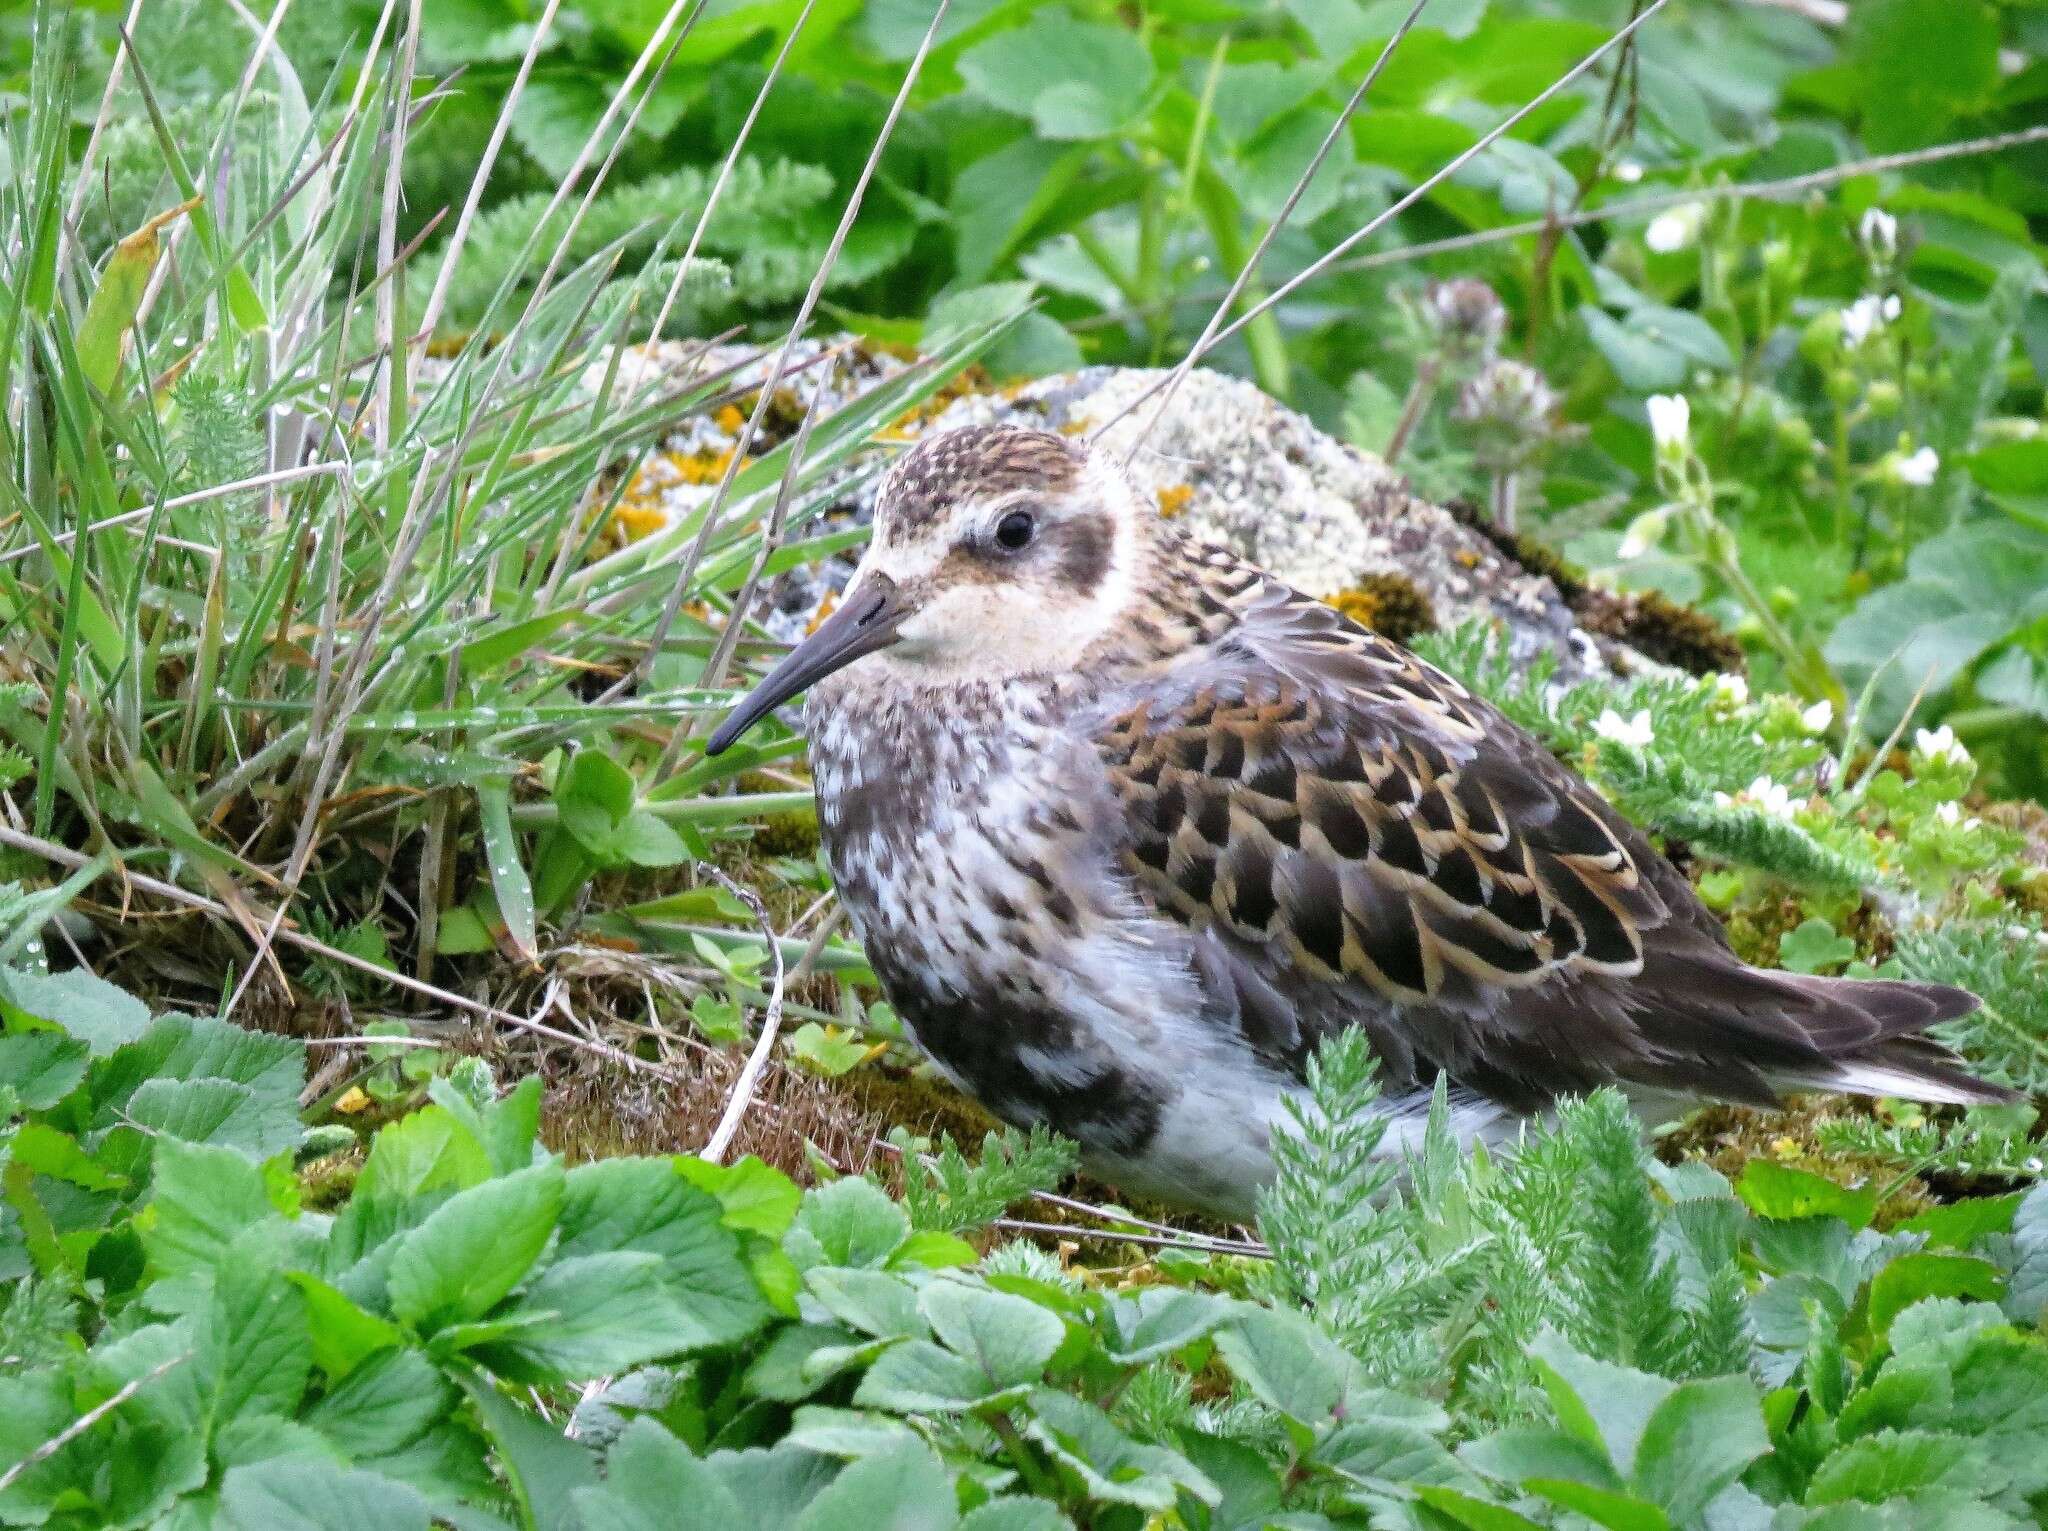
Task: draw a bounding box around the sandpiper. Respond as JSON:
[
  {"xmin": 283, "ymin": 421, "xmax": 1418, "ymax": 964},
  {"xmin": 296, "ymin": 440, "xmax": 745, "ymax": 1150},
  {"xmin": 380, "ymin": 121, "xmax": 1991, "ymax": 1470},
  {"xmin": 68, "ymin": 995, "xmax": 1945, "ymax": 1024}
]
[{"xmin": 706, "ymin": 425, "xmax": 2008, "ymax": 1219}]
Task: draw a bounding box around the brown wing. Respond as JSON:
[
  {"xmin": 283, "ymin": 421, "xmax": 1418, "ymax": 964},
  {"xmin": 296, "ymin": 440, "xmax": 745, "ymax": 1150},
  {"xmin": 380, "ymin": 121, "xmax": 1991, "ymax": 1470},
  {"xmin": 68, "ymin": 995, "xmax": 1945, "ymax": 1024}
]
[{"xmin": 1090, "ymin": 549, "xmax": 1992, "ymax": 1112}]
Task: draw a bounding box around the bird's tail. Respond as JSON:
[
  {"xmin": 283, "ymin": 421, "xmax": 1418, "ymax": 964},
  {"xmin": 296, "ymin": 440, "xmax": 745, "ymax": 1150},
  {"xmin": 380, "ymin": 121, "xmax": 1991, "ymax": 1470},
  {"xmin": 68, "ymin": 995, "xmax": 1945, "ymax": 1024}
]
[{"xmin": 1767, "ymin": 973, "xmax": 2018, "ymax": 1107}]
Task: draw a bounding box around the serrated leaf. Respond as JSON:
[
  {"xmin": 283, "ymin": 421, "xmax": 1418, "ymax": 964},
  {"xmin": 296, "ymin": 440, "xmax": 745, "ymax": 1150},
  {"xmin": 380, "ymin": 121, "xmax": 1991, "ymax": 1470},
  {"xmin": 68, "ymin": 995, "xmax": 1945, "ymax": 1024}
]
[
  {"xmin": 1213, "ymin": 1306, "xmax": 1353, "ymax": 1428},
  {"xmin": 1737, "ymin": 1161, "xmax": 1879, "ymax": 1229},
  {"xmin": 218, "ymin": 1459, "xmax": 433, "ymax": 1531},
  {"xmin": 1528, "ymin": 1330, "xmax": 1675, "ymax": 1479},
  {"xmin": 790, "ymin": 1176, "xmax": 909, "ymax": 1269},
  {"xmin": 1630, "ymin": 1375, "xmax": 1769, "ymax": 1522},
  {"xmin": 385, "ymin": 1162, "xmax": 564, "ymax": 1332},
  {"xmin": 1101, "ymin": 1287, "xmax": 1228, "ymax": 1363},
  {"xmin": 474, "ymin": 1252, "xmax": 714, "ymax": 1381},
  {"xmin": 146, "ymin": 1137, "xmax": 281, "ymax": 1279},
  {"xmin": 201, "ymin": 1246, "xmax": 313, "ymax": 1428},
  {"xmin": 570, "ymin": 1417, "xmax": 741, "ymax": 1530},
  {"xmin": 302, "ymin": 1346, "xmax": 453, "ymax": 1458},
  {"xmin": 919, "ymin": 1280, "xmax": 1065, "ymax": 1389},
  {"xmin": 678, "ymin": 1154, "xmax": 801, "ymax": 1237},
  {"xmin": 791, "ymin": 1439, "xmax": 960, "ymax": 1531},
  {"xmin": 0, "ymin": 966, "xmax": 150, "ymax": 1055},
  {"xmin": 0, "ymin": 1032, "xmax": 87, "ymax": 1109},
  {"xmin": 1866, "ymin": 1255, "xmax": 2004, "ymax": 1339},
  {"xmin": 1021, "ymin": 1389, "xmax": 1216, "ymax": 1510},
  {"xmin": 354, "ymin": 1105, "xmax": 493, "ymax": 1204}
]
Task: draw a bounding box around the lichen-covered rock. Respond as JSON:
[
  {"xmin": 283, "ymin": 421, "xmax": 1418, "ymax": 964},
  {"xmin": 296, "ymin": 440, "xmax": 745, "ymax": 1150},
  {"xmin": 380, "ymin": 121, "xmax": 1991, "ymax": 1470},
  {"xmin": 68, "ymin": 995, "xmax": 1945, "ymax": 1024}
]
[{"xmin": 602, "ymin": 340, "xmax": 1653, "ymax": 679}]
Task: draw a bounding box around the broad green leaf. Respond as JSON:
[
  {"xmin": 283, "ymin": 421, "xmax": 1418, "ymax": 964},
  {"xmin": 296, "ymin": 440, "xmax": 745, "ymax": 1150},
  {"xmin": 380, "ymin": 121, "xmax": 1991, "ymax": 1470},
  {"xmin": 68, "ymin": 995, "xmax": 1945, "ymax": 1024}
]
[
  {"xmin": 807, "ymin": 1267, "xmax": 927, "ymax": 1340},
  {"xmin": 678, "ymin": 1154, "xmax": 802, "ymax": 1237},
  {"xmin": 569, "ymin": 1417, "xmax": 742, "ymax": 1530},
  {"xmin": 1213, "ymin": 1306, "xmax": 1354, "ymax": 1429},
  {"xmin": 1895, "ymin": 1192, "xmax": 2024, "ymax": 1250},
  {"xmin": 474, "ymin": 1252, "xmax": 713, "ymax": 1381},
  {"xmin": 1413, "ymin": 1485, "xmax": 1548, "ymax": 1530},
  {"xmin": 7, "ymin": 1122, "xmax": 123, "ymax": 1191},
  {"xmin": 957, "ymin": 1499, "xmax": 1070, "ymax": 1531},
  {"xmin": 854, "ymin": 1338, "xmax": 1009, "ymax": 1412},
  {"xmin": 354, "ymin": 1105, "xmax": 493, "ymax": 1203},
  {"xmin": 127, "ymin": 1076, "xmax": 303, "ymax": 1159},
  {"xmin": 302, "ymin": 1347, "xmax": 453, "ymax": 1459},
  {"xmin": 385, "ymin": 1162, "xmax": 564, "ymax": 1332},
  {"xmin": 0, "ymin": 1032, "xmax": 87, "ymax": 1109},
  {"xmin": 218, "ymin": 1458, "xmax": 433, "ymax": 1531},
  {"xmin": 0, "ymin": 966, "xmax": 150, "ymax": 1055},
  {"xmin": 1807, "ymin": 1429, "xmax": 2000, "ymax": 1505},
  {"xmin": 1463, "ymin": 1428, "xmax": 1624, "ymax": 1494},
  {"xmin": 791, "ymin": 1439, "xmax": 959, "ymax": 1531},
  {"xmin": 1523, "ymin": 1480, "xmax": 1670, "ymax": 1531},
  {"xmin": 956, "ymin": 14, "xmax": 1154, "ymax": 140},
  {"xmin": 202, "ymin": 1247, "xmax": 314, "ymax": 1429},
  {"xmin": 1737, "ymin": 1162, "xmax": 1880, "ymax": 1229},
  {"xmin": 457, "ymin": 1368, "xmax": 601, "ymax": 1530},
  {"xmin": 287, "ymin": 1276, "xmax": 408, "ymax": 1383},
  {"xmin": 1528, "ymin": 1330, "xmax": 1675, "ymax": 1479},
  {"xmin": 919, "ymin": 1279, "xmax": 1066, "ymax": 1388},
  {"xmin": 1101, "ymin": 1288, "xmax": 1229, "ymax": 1364},
  {"xmin": 1866, "ymin": 1255, "xmax": 2003, "ymax": 1339},
  {"xmin": 1022, "ymin": 1389, "xmax": 1217, "ymax": 1511},
  {"xmin": 789, "ymin": 1176, "xmax": 910, "ymax": 1269},
  {"xmin": 556, "ymin": 1156, "xmax": 768, "ymax": 1343},
  {"xmin": 1630, "ymin": 1375, "xmax": 1769, "ymax": 1523},
  {"xmin": 146, "ymin": 1138, "xmax": 281, "ymax": 1279}
]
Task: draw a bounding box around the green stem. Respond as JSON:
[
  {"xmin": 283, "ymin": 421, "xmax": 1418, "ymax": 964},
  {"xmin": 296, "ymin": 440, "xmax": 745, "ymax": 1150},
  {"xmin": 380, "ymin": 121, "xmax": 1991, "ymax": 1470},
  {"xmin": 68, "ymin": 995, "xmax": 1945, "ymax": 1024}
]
[{"xmin": 1190, "ymin": 175, "xmax": 1292, "ymax": 403}]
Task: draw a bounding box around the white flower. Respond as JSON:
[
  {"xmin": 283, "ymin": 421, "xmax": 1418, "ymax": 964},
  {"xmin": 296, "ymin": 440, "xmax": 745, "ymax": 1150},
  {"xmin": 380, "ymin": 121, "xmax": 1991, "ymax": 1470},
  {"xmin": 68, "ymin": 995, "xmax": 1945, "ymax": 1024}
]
[
  {"xmin": 1594, "ymin": 708, "xmax": 1655, "ymax": 749},
  {"xmin": 1859, "ymin": 207, "xmax": 1898, "ymax": 258},
  {"xmin": 1800, "ymin": 698, "xmax": 1833, "ymax": 733},
  {"xmin": 1646, "ymin": 393, "xmax": 1691, "ymax": 452},
  {"xmin": 1891, "ymin": 446, "xmax": 1939, "ymax": 487},
  {"xmin": 1913, "ymin": 724, "xmax": 1971, "ymax": 767},
  {"xmin": 1840, "ymin": 292, "xmax": 1902, "ymax": 346},
  {"xmin": 1935, "ymin": 801, "xmax": 1961, "ymax": 825},
  {"xmin": 1614, "ymin": 159, "xmax": 1645, "ymax": 184},
  {"xmin": 1645, "ymin": 202, "xmax": 1705, "ymax": 253},
  {"xmin": 1741, "ymin": 775, "xmax": 1798, "ymax": 820},
  {"xmin": 1708, "ymin": 673, "xmax": 1749, "ymax": 708}
]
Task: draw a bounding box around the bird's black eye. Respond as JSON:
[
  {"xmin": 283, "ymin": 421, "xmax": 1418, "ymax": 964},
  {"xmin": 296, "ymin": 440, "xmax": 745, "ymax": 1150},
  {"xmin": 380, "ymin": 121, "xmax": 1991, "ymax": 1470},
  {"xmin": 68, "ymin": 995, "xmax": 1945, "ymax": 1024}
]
[{"xmin": 993, "ymin": 509, "xmax": 1036, "ymax": 551}]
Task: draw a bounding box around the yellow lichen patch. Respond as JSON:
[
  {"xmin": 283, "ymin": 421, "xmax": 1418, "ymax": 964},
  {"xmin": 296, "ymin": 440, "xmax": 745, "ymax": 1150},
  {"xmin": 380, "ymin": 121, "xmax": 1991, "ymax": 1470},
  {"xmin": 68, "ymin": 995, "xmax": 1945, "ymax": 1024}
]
[
  {"xmin": 1454, "ymin": 548, "xmax": 1482, "ymax": 569},
  {"xmin": 1322, "ymin": 572, "xmax": 1438, "ymax": 645},
  {"xmin": 1156, "ymin": 484, "xmax": 1195, "ymax": 519},
  {"xmin": 714, "ymin": 403, "xmax": 746, "ymax": 434},
  {"xmin": 599, "ymin": 446, "xmax": 752, "ymax": 545}
]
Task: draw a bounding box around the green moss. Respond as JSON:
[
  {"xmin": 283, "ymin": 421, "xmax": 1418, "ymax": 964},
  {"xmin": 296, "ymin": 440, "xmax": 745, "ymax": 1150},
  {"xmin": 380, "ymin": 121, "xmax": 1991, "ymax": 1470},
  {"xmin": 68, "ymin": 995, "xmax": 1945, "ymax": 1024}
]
[{"xmin": 1325, "ymin": 571, "xmax": 1438, "ymax": 645}]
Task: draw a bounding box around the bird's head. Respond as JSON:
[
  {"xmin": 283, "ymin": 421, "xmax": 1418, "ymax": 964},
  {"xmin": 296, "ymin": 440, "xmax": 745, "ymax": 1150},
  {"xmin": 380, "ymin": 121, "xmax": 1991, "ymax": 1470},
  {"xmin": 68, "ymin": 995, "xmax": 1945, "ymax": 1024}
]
[{"xmin": 706, "ymin": 425, "xmax": 1154, "ymax": 753}]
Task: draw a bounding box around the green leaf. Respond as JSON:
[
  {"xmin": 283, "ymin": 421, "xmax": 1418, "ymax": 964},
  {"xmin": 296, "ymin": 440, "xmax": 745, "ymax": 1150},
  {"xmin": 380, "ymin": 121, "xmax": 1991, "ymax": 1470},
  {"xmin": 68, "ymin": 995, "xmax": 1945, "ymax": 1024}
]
[
  {"xmin": 956, "ymin": 12, "xmax": 1154, "ymax": 140},
  {"xmin": 1101, "ymin": 1288, "xmax": 1229, "ymax": 1364},
  {"xmin": 1413, "ymin": 1485, "xmax": 1549, "ymax": 1531},
  {"xmin": 1630, "ymin": 1375, "xmax": 1769, "ymax": 1523},
  {"xmin": 791, "ymin": 1439, "xmax": 960, "ymax": 1531},
  {"xmin": 457, "ymin": 1367, "xmax": 601, "ymax": 1530},
  {"xmin": 146, "ymin": 1138, "xmax": 281, "ymax": 1279},
  {"xmin": 219, "ymin": 1458, "xmax": 434, "ymax": 1530},
  {"xmin": 473, "ymin": 1252, "xmax": 714, "ymax": 1380},
  {"xmin": 956, "ymin": 1499, "xmax": 1070, "ymax": 1531},
  {"xmin": 202, "ymin": 1247, "xmax": 314, "ymax": 1429},
  {"xmin": 355, "ymin": 1105, "xmax": 493, "ymax": 1204},
  {"xmin": 919, "ymin": 1280, "xmax": 1066, "ymax": 1389},
  {"xmin": 95, "ymin": 1012, "xmax": 305, "ymax": 1152},
  {"xmin": 569, "ymin": 1417, "xmax": 742, "ymax": 1530},
  {"xmin": 302, "ymin": 1347, "xmax": 453, "ymax": 1458},
  {"xmin": 556, "ymin": 1157, "xmax": 768, "ymax": 1344},
  {"xmin": 1894, "ymin": 1192, "xmax": 2024, "ymax": 1249},
  {"xmin": 0, "ymin": 1032, "xmax": 88, "ymax": 1109},
  {"xmin": 1777, "ymin": 918, "xmax": 1859, "ymax": 977},
  {"xmin": 7, "ymin": 1121, "xmax": 124, "ymax": 1191},
  {"xmin": 0, "ymin": 966, "xmax": 150, "ymax": 1055},
  {"xmin": 1528, "ymin": 1330, "xmax": 1675, "ymax": 1479},
  {"xmin": 806, "ymin": 1267, "xmax": 926, "ymax": 1340},
  {"xmin": 1807, "ymin": 1429, "xmax": 1999, "ymax": 1505},
  {"xmin": 127, "ymin": 1076, "xmax": 304, "ymax": 1159},
  {"xmin": 1463, "ymin": 1427, "xmax": 1624, "ymax": 1494},
  {"xmin": 1523, "ymin": 1480, "xmax": 1670, "ymax": 1531},
  {"xmin": 1022, "ymin": 1389, "xmax": 1216, "ymax": 1511},
  {"xmin": 1866, "ymin": 1255, "xmax": 2004, "ymax": 1339},
  {"xmin": 287, "ymin": 1275, "xmax": 407, "ymax": 1382},
  {"xmin": 1845, "ymin": 0, "xmax": 2001, "ymax": 152},
  {"xmin": 385, "ymin": 1162, "xmax": 564, "ymax": 1332},
  {"xmin": 77, "ymin": 203, "xmax": 184, "ymax": 396},
  {"xmin": 790, "ymin": 1176, "xmax": 909, "ymax": 1269},
  {"xmin": 1213, "ymin": 1306, "xmax": 1354, "ymax": 1429},
  {"xmin": 678, "ymin": 1154, "xmax": 801, "ymax": 1237},
  {"xmin": 476, "ymin": 783, "xmax": 538, "ymax": 962},
  {"xmin": 1737, "ymin": 1161, "xmax": 1880, "ymax": 1229},
  {"xmin": 854, "ymin": 1337, "xmax": 1014, "ymax": 1412}
]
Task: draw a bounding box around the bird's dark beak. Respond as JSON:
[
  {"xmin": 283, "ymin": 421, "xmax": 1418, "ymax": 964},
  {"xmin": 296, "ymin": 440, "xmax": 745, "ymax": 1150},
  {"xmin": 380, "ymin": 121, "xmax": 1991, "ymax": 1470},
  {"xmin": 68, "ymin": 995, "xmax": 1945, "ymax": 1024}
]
[{"xmin": 703, "ymin": 573, "xmax": 907, "ymax": 756}]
